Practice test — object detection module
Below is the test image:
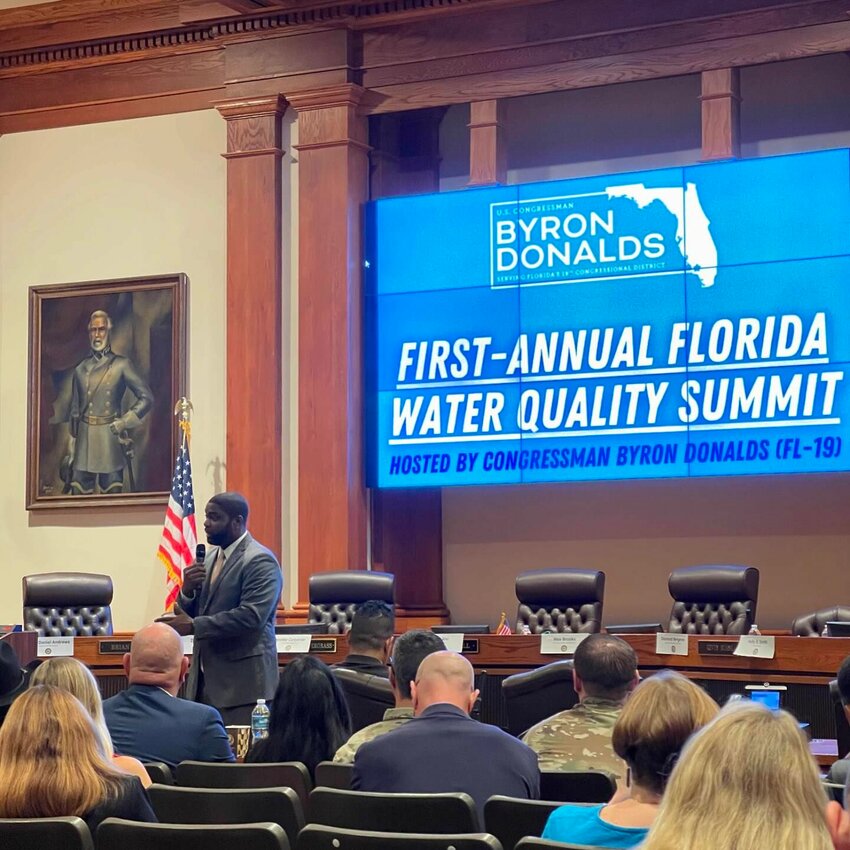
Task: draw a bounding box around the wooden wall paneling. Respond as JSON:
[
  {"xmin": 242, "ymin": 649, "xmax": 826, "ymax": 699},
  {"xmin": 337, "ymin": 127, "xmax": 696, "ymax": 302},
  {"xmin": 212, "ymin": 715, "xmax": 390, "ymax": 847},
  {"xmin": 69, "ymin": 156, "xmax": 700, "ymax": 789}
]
[
  {"xmin": 700, "ymin": 67, "xmax": 741, "ymax": 160},
  {"xmin": 217, "ymin": 95, "xmax": 285, "ymax": 559},
  {"xmin": 369, "ymin": 106, "xmax": 449, "ymax": 624},
  {"xmin": 291, "ymin": 83, "xmax": 370, "ymax": 608},
  {"xmin": 468, "ymin": 99, "xmax": 506, "ymax": 187}
]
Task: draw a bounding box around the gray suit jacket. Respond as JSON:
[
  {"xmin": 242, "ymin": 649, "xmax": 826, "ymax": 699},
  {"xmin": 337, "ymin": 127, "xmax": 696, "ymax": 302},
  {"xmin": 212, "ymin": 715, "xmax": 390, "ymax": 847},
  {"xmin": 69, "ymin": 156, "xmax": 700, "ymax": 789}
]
[{"xmin": 179, "ymin": 533, "xmax": 282, "ymax": 710}]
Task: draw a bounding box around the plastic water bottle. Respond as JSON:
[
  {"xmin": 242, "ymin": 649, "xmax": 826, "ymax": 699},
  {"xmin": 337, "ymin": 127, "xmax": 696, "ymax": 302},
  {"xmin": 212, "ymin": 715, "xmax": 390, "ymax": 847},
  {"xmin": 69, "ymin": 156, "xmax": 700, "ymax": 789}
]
[
  {"xmin": 748, "ymin": 624, "xmax": 761, "ymax": 636},
  {"xmin": 822, "ymin": 624, "xmax": 830, "ymax": 637},
  {"xmin": 520, "ymin": 624, "xmax": 532, "ymax": 636},
  {"xmin": 251, "ymin": 698, "xmax": 270, "ymax": 743}
]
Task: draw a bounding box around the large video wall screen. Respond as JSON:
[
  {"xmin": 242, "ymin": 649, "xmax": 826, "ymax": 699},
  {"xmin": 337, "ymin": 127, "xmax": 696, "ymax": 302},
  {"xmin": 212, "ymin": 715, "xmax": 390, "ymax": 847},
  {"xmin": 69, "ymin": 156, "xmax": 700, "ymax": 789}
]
[{"xmin": 365, "ymin": 150, "xmax": 850, "ymax": 488}]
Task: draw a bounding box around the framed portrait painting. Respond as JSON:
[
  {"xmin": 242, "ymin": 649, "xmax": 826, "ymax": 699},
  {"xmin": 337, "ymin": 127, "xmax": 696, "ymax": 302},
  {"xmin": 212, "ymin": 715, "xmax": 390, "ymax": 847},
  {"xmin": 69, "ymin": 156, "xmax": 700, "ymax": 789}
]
[{"xmin": 27, "ymin": 273, "xmax": 188, "ymax": 510}]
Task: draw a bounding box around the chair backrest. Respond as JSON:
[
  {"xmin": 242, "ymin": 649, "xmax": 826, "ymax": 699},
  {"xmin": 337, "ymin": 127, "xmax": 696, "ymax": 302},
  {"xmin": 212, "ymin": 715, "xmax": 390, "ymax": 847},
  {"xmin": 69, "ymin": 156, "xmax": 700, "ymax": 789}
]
[
  {"xmin": 501, "ymin": 660, "xmax": 577, "ymax": 737},
  {"xmin": 539, "ymin": 771, "xmax": 616, "ymax": 804},
  {"xmin": 830, "ymin": 679, "xmax": 850, "ymax": 760},
  {"xmin": 667, "ymin": 565, "xmax": 759, "ymax": 635},
  {"xmin": 516, "ymin": 838, "xmax": 606, "ymax": 850},
  {"xmin": 296, "ymin": 825, "xmax": 501, "ymax": 850},
  {"xmin": 483, "ymin": 796, "xmax": 562, "ymax": 850},
  {"xmin": 175, "ymin": 761, "xmax": 312, "ymax": 810},
  {"xmin": 22, "ymin": 572, "xmax": 113, "ymax": 636},
  {"xmin": 332, "ymin": 667, "xmax": 394, "ymax": 732},
  {"xmin": 144, "ymin": 762, "xmax": 174, "ymax": 785},
  {"xmin": 0, "ymin": 816, "xmax": 93, "ymax": 850},
  {"xmin": 314, "ymin": 761, "xmax": 353, "ymax": 789},
  {"xmin": 515, "ymin": 569, "xmax": 604, "ymax": 635},
  {"xmin": 308, "ymin": 571, "xmax": 396, "ymax": 634},
  {"xmin": 147, "ymin": 785, "xmax": 304, "ymax": 846},
  {"xmin": 97, "ymin": 818, "xmax": 289, "ymax": 850},
  {"xmin": 792, "ymin": 606, "xmax": 850, "ymax": 636},
  {"xmin": 308, "ymin": 787, "xmax": 479, "ymax": 833}
]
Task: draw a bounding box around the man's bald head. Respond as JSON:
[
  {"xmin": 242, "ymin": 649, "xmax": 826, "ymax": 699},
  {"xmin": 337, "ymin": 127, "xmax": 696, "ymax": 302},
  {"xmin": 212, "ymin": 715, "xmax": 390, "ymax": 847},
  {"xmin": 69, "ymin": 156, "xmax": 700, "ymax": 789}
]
[
  {"xmin": 124, "ymin": 622, "xmax": 188, "ymax": 693},
  {"xmin": 410, "ymin": 651, "xmax": 479, "ymax": 716}
]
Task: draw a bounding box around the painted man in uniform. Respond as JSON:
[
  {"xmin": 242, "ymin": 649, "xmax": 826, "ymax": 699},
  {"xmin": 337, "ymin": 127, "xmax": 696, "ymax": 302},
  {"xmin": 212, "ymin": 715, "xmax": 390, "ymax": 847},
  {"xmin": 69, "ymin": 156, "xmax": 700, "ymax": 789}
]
[{"xmin": 68, "ymin": 310, "xmax": 153, "ymax": 494}]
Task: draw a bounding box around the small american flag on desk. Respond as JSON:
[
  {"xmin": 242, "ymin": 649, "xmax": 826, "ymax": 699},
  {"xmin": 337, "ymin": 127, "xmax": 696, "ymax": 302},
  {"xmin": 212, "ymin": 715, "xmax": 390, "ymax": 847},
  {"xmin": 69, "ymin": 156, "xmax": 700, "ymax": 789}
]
[
  {"xmin": 495, "ymin": 611, "xmax": 512, "ymax": 636},
  {"xmin": 156, "ymin": 416, "xmax": 197, "ymax": 611}
]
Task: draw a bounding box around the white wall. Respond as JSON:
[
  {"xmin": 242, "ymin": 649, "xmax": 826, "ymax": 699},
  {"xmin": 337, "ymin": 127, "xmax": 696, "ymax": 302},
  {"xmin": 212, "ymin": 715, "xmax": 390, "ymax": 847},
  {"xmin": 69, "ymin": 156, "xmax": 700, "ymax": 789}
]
[
  {"xmin": 439, "ymin": 54, "xmax": 850, "ymax": 629},
  {"xmin": 0, "ymin": 110, "xmax": 227, "ymax": 629}
]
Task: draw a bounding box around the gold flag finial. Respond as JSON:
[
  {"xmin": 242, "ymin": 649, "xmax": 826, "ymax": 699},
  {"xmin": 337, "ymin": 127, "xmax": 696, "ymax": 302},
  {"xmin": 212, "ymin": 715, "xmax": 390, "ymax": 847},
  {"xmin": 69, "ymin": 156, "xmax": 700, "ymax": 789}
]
[{"xmin": 174, "ymin": 397, "xmax": 193, "ymax": 441}]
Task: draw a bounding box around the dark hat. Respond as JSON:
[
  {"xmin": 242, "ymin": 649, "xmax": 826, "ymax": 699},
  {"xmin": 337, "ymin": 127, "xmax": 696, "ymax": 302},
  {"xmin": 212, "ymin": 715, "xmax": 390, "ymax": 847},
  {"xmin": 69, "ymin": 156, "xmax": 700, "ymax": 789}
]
[{"xmin": 0, "ymin": 642, "xmax": 29, "ymax": 707}]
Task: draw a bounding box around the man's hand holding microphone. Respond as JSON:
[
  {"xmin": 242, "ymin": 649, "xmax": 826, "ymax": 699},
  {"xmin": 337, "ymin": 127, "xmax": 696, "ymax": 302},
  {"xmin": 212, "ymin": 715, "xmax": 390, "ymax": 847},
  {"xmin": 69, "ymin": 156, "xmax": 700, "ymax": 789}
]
[{"xmin": 156, "ymin": 544, "xmax": 206, "ymax": 635}]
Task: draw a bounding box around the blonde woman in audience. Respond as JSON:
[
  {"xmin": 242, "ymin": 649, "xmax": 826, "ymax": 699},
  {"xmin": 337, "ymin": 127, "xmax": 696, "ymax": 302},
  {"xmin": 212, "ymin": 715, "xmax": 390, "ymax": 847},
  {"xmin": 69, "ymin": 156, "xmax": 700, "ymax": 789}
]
[
  {"xmin": 643, "ymin": 700, "xmax": 850, "ymax": 850},
  {"xmin": 31, "ymin": 657, "xmax": 151, "ymax": 787},
  {"xmin": 0, "ymin": 685, "xmax": 156, "ymax": 834},
  {"xmin": 542, "ymin": 670, "xmax": 718, "ymax": 848}
]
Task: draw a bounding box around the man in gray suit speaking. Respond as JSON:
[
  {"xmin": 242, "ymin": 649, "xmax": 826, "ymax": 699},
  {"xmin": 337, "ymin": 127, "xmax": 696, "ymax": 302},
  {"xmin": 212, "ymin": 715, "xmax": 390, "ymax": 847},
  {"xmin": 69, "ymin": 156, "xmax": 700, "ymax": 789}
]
[{"xmin": 167, "ymin": 492, "xmax": 283, "ymax": 725}]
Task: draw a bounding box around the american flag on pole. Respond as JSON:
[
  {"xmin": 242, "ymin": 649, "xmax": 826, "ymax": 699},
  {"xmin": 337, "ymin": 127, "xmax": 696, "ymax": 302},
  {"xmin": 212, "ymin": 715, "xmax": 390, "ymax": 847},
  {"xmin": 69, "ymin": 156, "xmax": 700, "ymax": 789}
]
[{"xmin": 156, "ymin": 424, "xmax": 197, "ymax": 611}]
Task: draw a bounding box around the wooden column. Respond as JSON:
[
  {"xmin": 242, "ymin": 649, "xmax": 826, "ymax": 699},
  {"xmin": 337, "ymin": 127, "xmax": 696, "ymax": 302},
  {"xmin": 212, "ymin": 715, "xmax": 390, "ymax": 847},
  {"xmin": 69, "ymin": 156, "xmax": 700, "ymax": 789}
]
[
  {"xmin": 217, "ymin": 96, "xmax": 285, "ymax": 557},
  {"xmin": 468, "ymin": 99, "xmax": 507, "ymax": 186},
  {"xmin": 290, "ymin": 84, "xmax": 370, "ymax": 607},
  {"xmin": 700, "ymin": 68, "xmax": 741, "ymax": 160},
  {"xmin": 370, "ymin": 107, "xmax": 450, "ymax": 626}
]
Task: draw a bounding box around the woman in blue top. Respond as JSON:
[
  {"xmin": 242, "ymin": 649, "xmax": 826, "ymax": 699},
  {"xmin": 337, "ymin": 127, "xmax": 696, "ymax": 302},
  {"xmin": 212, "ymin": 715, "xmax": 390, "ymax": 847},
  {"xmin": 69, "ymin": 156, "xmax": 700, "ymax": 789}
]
[{"xmin": 542, "ymin": 670, "xmax": 719, "ymax": 849}]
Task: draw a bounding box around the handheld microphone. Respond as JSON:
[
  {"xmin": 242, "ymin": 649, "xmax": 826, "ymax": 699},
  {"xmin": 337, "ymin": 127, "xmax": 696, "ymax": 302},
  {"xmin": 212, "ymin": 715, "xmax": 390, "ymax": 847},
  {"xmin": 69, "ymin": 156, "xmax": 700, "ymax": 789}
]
[{"xmin": 195, "ymin": 544, "xmax": 206, "ymax": 564}]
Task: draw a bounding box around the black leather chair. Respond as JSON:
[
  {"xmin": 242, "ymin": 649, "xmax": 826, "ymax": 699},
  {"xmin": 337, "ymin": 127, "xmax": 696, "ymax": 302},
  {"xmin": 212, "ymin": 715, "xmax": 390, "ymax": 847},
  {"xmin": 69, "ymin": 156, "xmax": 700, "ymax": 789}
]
[
  {"xmin": 175, "ymin": 761, "xmax": 312, "ymax": 810},
  {"xmin": 0, "ymin": 816, "xmax": 93, "ymax": 850},
  {"xmin": 296, "ymin": 825, "xmax": 501, "ymax": 850},
  {"xmin": 144, "ymin": 762, "xmax": 174, "ymax": 785},
  {"xmin": 332, "ymin": 668, "xmax": 394, "ymax": 732},
  {"xmin": 539, "ymin": 770, "xmax": 616, "ymax": 803},
  {"xmin": 22, "ymin": 572, "xmax": 113, "ymax": 636},
  {"xmin": 516, "ymin": 839, "xmax": 604, "ymax": 850},
  {"xmin": 501, "ymin": 661, "xmax": 577, "ymax": 737},
  {"xmin": 515, "ymin": 569, "xmax": 604, "ymax": 635},
  {"xmin": 97, "ymin": 819, "xmax": 289, "ymax": 850},
  {"xmin": 792, "ymin": 606, "xmax": 850, "ymax": 636},
  {"xmin": 147, "ymin": 785, "xmax": 304, "ymax": 847},
  {"xmin": 308, "ymin": 571, "xmax": 395, "ymax": 634},
  {"xmin": 483, "ymin": 797, "xmax": 562, "ymax": 850},
  {"xmin": 667, "ymin": 565, "xmax": 759, "ymax": 635},
  {"xmin": 314, "ymin": 761, "xmax": 353, "ymax": 789},
  {"xmin": 308, "ymin": 788, "xmax": 479, "ymax": 833}
]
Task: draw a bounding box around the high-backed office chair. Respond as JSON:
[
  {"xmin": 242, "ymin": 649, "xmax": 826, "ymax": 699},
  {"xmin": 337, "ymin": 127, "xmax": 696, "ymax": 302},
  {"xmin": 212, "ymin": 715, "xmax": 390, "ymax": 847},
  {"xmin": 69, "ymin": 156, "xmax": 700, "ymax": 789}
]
[
  {"xmin": 501, "ymin": 660, "xmax": 577, "ymax": 737},
  {"xmin": 515, "ymin": 569, "xmax": 604, "ymax": 635},
  {"xmin": 0, "ymin": 816, "xmax": 93, "ymax": 850},
  {"xmin": 22, "ymin": 572, "xmax": 113, "ymax": 636},
  {"xmin": 308, "ymin": 571, "xmax": 395, "ymax": 634},
  {"xmin": 792, "ymin": 606, "xmax": 850, "ymax": 637},
  {"xmin": 332, "ymin": 668, "xmax": 394, "ymax": 732},
  {"xmin": 667, "ymin": 565, "xmax": 759, "ymax": 635}
]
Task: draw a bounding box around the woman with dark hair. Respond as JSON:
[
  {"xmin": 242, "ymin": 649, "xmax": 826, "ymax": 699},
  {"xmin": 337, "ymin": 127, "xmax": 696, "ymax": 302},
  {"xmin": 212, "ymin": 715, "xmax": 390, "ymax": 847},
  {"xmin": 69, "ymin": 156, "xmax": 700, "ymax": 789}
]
[{"xmin": 245, "ymin": 656, "xmax": 351, "ymax": 776}]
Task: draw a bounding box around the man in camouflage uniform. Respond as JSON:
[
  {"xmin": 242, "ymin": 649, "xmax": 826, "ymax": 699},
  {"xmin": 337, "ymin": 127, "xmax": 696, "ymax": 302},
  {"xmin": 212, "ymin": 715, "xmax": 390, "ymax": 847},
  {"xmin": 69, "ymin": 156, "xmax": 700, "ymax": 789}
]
[
  {"xmin": 334, "ymin": 629, "xmax": 445, "ymax": 762},
  {"xmin": 521, "ymin": 634, "xmax": 638, "ymax": 782}
]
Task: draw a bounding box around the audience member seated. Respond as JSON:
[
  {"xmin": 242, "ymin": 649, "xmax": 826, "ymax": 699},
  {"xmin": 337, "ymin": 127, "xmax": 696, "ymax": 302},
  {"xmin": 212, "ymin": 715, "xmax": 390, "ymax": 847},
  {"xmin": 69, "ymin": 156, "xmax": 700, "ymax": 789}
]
[
  {"xmin": 246, "ymin": 655, "xmax": 351, "ymax": 777},
  {"xmin": 103, "ymin": 622, "xmax": 234, "ymax": 769},
  {"xmin": 334, "ymin": 629, "xmax": 445, "ymax": 763},
  {"xmin": 642, "ymin": 701, "xmax": 850, "ymax": 850},
  {"xmin": 0, "ymin": 685, "xmax": 157, "ymax": 834},
  {"xmin": 542, "ymin": 670, "xmax": 718, "ymax": 848},
  {"xmin": 522, "ymin": 634, "xmax": 638, "ymax": 781},
  {"xmin": 31, "ymin": 657, "xmax": 151, "ymax": 788},
  {"xmin": 353, "ymin": 651, "xmax": 539, "ymax": 818},
  {"xmin": 333, "ymin": 600, "xmax": 394, "ymax": 678},
  {"xmin": 827, "ymin": 655, "xmax": 850, "ymax": 787},
  {"xmin": 0, "ymin": 642, "xmax": 30, "ymax": 727}
]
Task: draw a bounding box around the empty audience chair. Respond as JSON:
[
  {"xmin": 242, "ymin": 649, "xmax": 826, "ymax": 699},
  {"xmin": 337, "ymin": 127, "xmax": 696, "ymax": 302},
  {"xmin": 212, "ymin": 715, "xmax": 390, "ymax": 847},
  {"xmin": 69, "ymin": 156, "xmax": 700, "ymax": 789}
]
[
  {"xmin": 22, "ymin": 572, "xmax": 114, "ymax": 636},
  {"xmin": 483, "ymin": 797, "xmax": 562, "ymax": 850},
  {"xmin": 314, "ymin": 761, "xmax": 353, "ymax": 790},
  {"xmin": 332, "ymin": 668, "xmax": 394, "ymax": 732},
  {"xmin": 539, "ymin": 770, "xmax": 616, "ymax": 804},
  {"xmin": 296, "ymin": 825, "xmax": 501, "ymax": 850},
  {"xmin": 516, "ymin": 838, "xmax": 604, "ymax": 850},
  {"xmin": 308, "ymin": 572, "xmax": 395, "ymax": 634},
  {"xmin": 792, "ymin": 606, "xmax": 850, "ymax": 636},
  {"xmin": 143, "ymin": 762, "xmax": 174, "ymax": 785},
  {"xmin": 0, "ymin": 816, "xmax": 93, "ymax": 850},
  {"xmin": 515, "ymin": 569, "xmax": 604, "ymax": 635},
  {"xmin": 147, "ymin": 785, "xmax": 304, "ymax": 847},
  {"xmin": 667, "ymin": 565, "xmax": 759, "ymax": 635},
  {"xmin": 97, "ymin": 818, "xmax": 289, "ymax": 850},
  {"xmin": 501, "ymin": 661, "xmax": 577, "ymax": 737},
  {"xmin": 308, "ymin": 787, "xmax": 480, "ymax": 833},
  {"xmin": 176, "ymin": 761, "xmax": 312, "ymax": 810}
]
